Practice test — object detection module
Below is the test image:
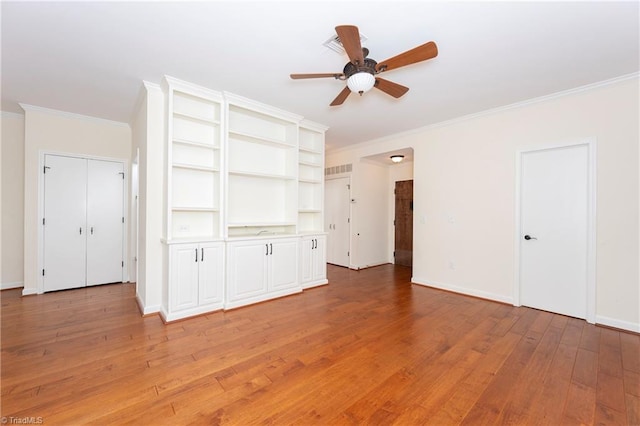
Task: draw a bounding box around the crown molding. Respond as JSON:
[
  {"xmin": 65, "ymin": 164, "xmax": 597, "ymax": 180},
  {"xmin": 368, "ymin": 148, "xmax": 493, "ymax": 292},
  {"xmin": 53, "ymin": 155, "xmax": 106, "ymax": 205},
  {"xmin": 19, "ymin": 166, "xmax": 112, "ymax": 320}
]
[
  {"xmin": 143, "ymin": 80, "xmax": 162, "ymax": 92},
  {"xmin": 19, "ymin": 103, "xmax": 130, "ymax": 128},
  {"xmin": 300, "ymin": 118, "xmax": 329, "ymax": 133},
  {"xmin": 1, "ymin": 110, "xmax": 25, "ymax": 119},
  {"xmin": 131, "ymin": 80, "xmax": 164, "ymax": 119},
  {"xmin": 328, "ymin": 72, "xmax": 640, "ymax": 155},
  {"xmin": 223, "ymin": 91, "xmax": 304, "ymax": 123}
]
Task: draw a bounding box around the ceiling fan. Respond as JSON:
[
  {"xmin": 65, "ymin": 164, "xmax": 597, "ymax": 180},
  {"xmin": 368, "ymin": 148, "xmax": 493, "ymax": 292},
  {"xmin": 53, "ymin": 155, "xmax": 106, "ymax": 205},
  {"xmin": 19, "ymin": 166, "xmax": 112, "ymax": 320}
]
[{"xmin": 290, "ymin": 25, "xmax": 438, "ymax": 106}]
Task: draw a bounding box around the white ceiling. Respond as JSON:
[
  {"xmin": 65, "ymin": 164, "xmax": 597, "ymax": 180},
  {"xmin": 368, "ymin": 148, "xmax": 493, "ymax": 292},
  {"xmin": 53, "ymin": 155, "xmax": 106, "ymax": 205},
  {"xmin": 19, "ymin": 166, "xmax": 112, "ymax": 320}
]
[{"xmin": 2, "ymin": 1, "xmax": 638, "ymax": 151}]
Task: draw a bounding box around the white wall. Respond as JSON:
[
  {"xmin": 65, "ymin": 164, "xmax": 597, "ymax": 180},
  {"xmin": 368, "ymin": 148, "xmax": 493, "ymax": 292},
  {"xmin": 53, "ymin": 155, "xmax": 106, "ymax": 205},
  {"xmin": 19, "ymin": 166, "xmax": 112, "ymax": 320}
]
[
  {"xmin": 130, "ymin": 82, "xmax": 165, "ymax": 314},
  {"xmin": 21, "ymin": 105, "xmax": 132, "ymax": 294},
  {"xmin": 326, "ymin": 75, "xmax": 639, "ymax": 332},
  {"xmin": 1, "ymin": 112, "xmax": 25, "ymax": 289}
]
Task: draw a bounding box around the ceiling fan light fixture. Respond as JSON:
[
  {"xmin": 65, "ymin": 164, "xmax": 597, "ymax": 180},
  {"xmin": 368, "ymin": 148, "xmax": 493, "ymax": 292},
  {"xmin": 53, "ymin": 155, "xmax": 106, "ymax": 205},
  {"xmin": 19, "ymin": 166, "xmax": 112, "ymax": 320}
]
[
  {"xmin": 390, "ymin": 155, "xmax": 405, "ymax": 163},
  {"xmin": 347, "ymin": 72, "xmax": 375, "ymax": 95}
]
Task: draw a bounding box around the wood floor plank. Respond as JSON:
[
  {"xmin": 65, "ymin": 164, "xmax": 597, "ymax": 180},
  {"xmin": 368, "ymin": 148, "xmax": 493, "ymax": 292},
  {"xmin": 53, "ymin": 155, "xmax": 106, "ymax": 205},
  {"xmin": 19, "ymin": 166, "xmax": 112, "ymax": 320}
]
[
  {"xmin": 579, "ymin": 323, "xmax": 601, "ymax": 350},
  {"xmin": 600, "ymin": 328, "xmax": 625, "ymax": 379},
  {"xmin": 2, "ymin": 264, "xmax": 637, "ymax": 425},
  {"xmin": 573, "ymin": 347, "xmax": 599, "ymax": 388},
  {"xmin": 624, "ymin": 369, "xmax": 640, "ymax": 397},
  {"xmin": 562, "ymin": 381, "xmax": 597, "ymax": 425},
  {"xmin": 626, "ymin": 392, "xmax": 640, "ymax": 426},
  {"xmin": 594, "ymin": 402, "xmax": 628, "ymax": 426},
  {"xmin": 561, "ymin": 316, "xmax": 585, "ymax": 347},
  {"xmin": 597, "ymin": 370, "xmax": 627, "ymax": 413},
  {"xmin": 620, "ymin": 331, "xmax": 640, "ymax": 373}
]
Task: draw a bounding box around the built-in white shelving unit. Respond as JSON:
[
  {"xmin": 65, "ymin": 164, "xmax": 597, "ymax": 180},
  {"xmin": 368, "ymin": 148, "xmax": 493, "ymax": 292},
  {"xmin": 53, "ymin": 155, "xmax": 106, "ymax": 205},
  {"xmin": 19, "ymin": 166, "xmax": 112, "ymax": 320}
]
[
  {"xmin": 161, "ymin": 77, "xmax": 328, "ymax": 321},
  {"xmin": 225, "ymin": 94, "xmax": 301, "ymax": 238},
  {"xmin": 165, "ymin": 77, "xmax": 224, "ymax": 242},
  {"xmin": 298, "ymin": 120, "xmax": 328, "ymax": 235}
]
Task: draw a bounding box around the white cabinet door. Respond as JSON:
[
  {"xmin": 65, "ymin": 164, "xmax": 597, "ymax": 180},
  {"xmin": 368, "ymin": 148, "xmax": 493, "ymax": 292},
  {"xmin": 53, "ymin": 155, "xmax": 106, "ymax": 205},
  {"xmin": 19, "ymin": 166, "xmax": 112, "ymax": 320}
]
[
  {"xmin": 226, "ymin": 240, "xmax": 269, "ymax": 302},
  {"xmin": 199, "ymin": 242, "xmax": 224, "ymax": 306},
  {"xmin": 312, "ymin": 235, "xmax": 327, "ymax": 283},
  {"xmin": 300, "ymin": 237, "xmax": 314, "ymax": 284},
  {"xmin": 269, "ymin": 238, "xmax": 298, "ymax": 291},
  {"xmin": 166, "ymin": 241, "xmax": 224, "ymax": 321},
  {"xmin": 43, "ymin": 155, "xmax": 87, "ymax": 292},
  {"xmin": 300, "ymin": 235, "xmax": 327, "ymax": 288},
  {"xmin": 86, "ymin": 159, "xmax": 124, "ymax": 285},
  {"xmin": 169, "ymin": 243, "xmax": 199, "ymax": 312},
  {"xmin": 226, "ymin": 237, "xmax": 300, "ymax": 308}
]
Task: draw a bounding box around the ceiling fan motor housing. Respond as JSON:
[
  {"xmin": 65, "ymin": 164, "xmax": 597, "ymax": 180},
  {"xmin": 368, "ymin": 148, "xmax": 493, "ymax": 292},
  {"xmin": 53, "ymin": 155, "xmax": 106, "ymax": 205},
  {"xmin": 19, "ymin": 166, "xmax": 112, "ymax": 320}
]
[{"xmin": 343, "ymin": 57, "xmax": 378, "ymax": 78}]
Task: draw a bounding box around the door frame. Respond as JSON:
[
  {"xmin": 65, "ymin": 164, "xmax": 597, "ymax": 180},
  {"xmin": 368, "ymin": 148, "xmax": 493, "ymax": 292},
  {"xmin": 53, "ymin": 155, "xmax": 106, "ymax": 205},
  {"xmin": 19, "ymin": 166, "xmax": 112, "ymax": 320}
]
[
  {"xmin": 513, "ymin": 138, "xmax": 596, "ymax": 323},
  {"xmin": 131, "ymin": 150, "xmax": 139, "ymax": 285},
  {"xmin": 38, "ymin": 150, "xmax": 128, "ymax": 294}
]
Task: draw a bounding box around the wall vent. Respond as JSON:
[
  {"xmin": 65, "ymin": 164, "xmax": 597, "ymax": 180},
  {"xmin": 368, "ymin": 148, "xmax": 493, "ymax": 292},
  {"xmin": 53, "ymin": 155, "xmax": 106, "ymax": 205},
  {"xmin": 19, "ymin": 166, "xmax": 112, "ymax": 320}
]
[
  {"xmin": 323, "ymin": 33, "xmax": 367, "ymax": 55},
  {"xmin": 325, "ymin": 163, "xmax": 353, "ymax": 176}
]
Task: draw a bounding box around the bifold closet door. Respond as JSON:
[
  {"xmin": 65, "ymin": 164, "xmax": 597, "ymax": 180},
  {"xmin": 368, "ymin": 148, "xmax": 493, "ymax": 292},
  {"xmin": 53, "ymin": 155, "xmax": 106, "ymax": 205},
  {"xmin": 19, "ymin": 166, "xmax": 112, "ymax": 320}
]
[
  {"xmin": 43, "ymin": 155, "xmax": 88, "ymax": 292},
  {"xmin": 43, "ymin": 155, "xmax": 124, "ymax": 292},
  {"xmin": 86, "ymin": 160, "xmax": 124, "ymax": 285}
]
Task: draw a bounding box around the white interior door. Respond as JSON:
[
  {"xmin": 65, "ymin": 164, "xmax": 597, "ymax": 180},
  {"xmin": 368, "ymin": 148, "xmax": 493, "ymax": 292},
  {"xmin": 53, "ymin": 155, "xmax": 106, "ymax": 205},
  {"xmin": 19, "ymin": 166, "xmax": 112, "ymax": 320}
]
[
  {"xmin": 43, "ymin": 155, "xmax": 87, "ymax": 291},
  {"xmin": 519, "ymin": 143, "xmax": 590, "ymax": 319},
  {"xmin": 86, "ymin": 159, "xmax": 124, "ymax": 285},
  {"xmin": 325, "ymin": 177, "xmax": 350, "ymax": 267}
]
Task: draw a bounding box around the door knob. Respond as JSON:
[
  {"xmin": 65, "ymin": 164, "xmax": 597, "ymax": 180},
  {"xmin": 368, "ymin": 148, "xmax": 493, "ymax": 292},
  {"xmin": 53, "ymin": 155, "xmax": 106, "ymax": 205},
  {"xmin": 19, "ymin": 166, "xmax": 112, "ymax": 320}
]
[{"xmin": 524, "ymin": 235, "xmax": 537, "ymax": 240}]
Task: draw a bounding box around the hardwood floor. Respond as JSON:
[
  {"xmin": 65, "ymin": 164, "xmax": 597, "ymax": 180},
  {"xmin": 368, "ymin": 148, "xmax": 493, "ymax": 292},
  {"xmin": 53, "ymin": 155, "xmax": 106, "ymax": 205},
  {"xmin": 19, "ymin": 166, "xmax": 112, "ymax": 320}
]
[{"xmin": 2, "ymin": 264, "xmax": 638, "ymax": 425}]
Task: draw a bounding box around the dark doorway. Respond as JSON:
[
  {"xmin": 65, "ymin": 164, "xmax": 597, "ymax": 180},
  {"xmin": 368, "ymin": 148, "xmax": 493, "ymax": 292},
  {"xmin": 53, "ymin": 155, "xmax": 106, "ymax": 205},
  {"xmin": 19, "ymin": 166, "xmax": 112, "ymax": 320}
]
[{"xmin": 394, "ymin": 180, "xmax": 413, "ymax": 267}]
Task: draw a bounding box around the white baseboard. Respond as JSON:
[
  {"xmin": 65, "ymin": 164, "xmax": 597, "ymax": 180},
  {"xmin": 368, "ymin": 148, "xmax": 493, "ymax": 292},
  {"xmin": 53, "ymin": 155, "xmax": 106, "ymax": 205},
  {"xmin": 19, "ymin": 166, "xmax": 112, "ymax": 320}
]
[
  {"xmin": 411, "ymin": 276, "xmax": 514, "ymax": 305},
  {"xmin": 596, "ymin": 315, "xmax": 640, "ymax": 333},
  {"xmin": 412, "ymin": 277, "xmax": 638, "ymax": 333},
  {"xmin": 22, "ymin": 287, "xmax": 38, "ymax": 296},
  {"xmin": 352, "ymin": 261, "xmax": 391, "ymax": 270},
  {"xmin": 136, "ymin": 293, "xmax": 160, "ymax": 316},
  {"xmin": 1, "ymin": 281, "xmax": 24, "ymax": 290}
]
